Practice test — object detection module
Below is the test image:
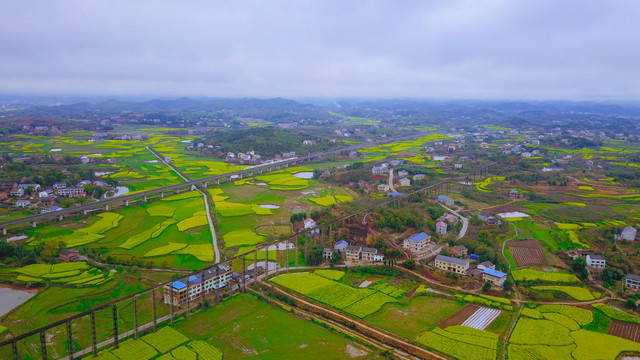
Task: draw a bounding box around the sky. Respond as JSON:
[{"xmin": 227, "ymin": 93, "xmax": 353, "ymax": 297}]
[{"xmin": 0, "ymin": 1, "xmax": 639, "ymax": 100}]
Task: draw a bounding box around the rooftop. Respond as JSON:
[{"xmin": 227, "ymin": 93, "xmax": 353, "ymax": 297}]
[
  {"xmin": 171, "ymin": 281, "xmax": 187, "ymax": 290},
  {"xmin": 627, "ymin": 274, "xmax": 640, "ymax": 282},
  {"xmin": 405, "ymin": 232, "xmax": 431, "ymax": 243},
  {"xmin": 482, "ymin": 268, "xmax": 507, "ymax": 278},
  {"xmin": 335, "ymin": 240, "xmax": 348, "ymax": 246},
  {"xmin": 436, "ymin": 254, "xmax": 468, "ymax": 266},
  {"xmin": 587, "ymin": 254, "xmax": 606, "ymax": 261},
  {"xmin": 361, "ymin": 247, "xmax": 377, "ymax": 254}
]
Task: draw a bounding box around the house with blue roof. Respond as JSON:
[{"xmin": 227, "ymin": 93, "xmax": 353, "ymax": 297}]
[
  {"xmin": 334, "ymin": 240, "xmax": 349, "ymax": 253},
  {"xmin": 403, "ymin": 232, "xmax": 432, "ymax": 253},
  {"xmin": 41, "ymin": 205, "xmax": 62, "ymax": 214},
  {"xmin": 482, "ymin": 268, "xmax": 507, "ymax": 287},
  {"xmin": 437, "ymin": 194, "xmax": 454, "ymax": 206},
  {"xmin": 509, "ymin": 189, "xmax": 523, "ymax": 199},
  {"xmin": 372, "ymin": 166, "xmax": 388, "ymax": 175},
  {"xmin": 163, "ymin": 265, "xmax": 232, "ymax": 306},
  {"xmin": 15, "ymin": 199, "xmax": 29, "ymax": 208},
  {"xmin": 76, "ymin": 180, "xmax": 92, "ymax": 187}
]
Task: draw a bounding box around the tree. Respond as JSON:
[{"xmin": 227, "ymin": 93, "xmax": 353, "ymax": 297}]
[
  {"xmin": 330, "ymin": 251, "xmax": 342, "ymax": 267},
  {"xmin": 403, "ymin": 258, "xmax": 417, "ymax": 270},
  {"xmin": 308, "ymin": 246, "xmax": 325, "ymax": 266},
  {"xmin": 41, "ymin": 239, "xmax": 61, "ymax": 258},
  {"xmin": 627, "ymin": 298, "xmax": 637, "ymax": 310},
  {"xmin": 581, "ymin": 267, "xmax": 589, "ymax": 281},
  {"xmin": 571, "ymin": 257, "xmax": 587, "ymax": 273},
  {"xmin": 24, "ymin": 186, "xmax": 34, "ymax": 195},
  {"xmin": 602, "ymin": 267, "xmax": 624, "ymax": 287},
  {"xmin": 60, "ymin": 199, "xmax": 75, "ymax": 208},
  {"xmin": 290, "ymin": 212, "xmax": 306, "ymax": 223},
  {"xmin": 482, "ymin": 282, "xmax": 492, "ymax": 292},
  {"xmin": 503, "ymin": 279, "xmax": 514, "ymax": 292}
]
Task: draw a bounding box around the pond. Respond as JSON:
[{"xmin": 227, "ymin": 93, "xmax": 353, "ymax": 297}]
[
  {"xmin": 103, "ymin": 186, "xmax": 130, "ymax": 198},
  {"xmin": 0, "ymin": 285, "xmax": 37, "ymax": 317},
  {"xmin": 259, "ymin": 204, "xmax": 280, "ymax": 209},
  {"xmin": 293, "ymin": 172, "xmax": 313, "ymax": 179}
]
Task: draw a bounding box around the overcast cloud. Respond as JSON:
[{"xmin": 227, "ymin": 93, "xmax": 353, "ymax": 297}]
[{"xmin": 0, "ymin": 0, "xmax": 639, "ymax": 100}]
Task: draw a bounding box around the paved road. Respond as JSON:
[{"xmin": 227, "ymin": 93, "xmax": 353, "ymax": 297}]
[
  {"xmin": 388, "ymin": 169, "xmax": 397, "ymax": 192},
  {"xmin": 439, "ymin": 204, "xmax": 469, "ymax": 240},
  {"xmin": 147, "ymin": 146, "xmax": 221, "ymax": 263}
]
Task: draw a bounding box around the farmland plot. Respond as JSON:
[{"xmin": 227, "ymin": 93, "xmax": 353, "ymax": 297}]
[
  {"xmin": 608, "ymin": 320, "xmax": 640, "ymax": 343},
  {"xmin": 272, "ymin": 272, "xmax": 399, "ymax": 317},
  {"xmin": 416, "ymin": 325, "xmax": 498, "ymax": 360},
  {"xmin": 506, "ymin": 239, "xmax": 549, "ymax": 267},
  {"xmin": 461, "ymin": 307, "xmax": 502, "ymax": 330},
  {"xmin": 439, "ymin": 305, "xmax": 480, "ymax": 328},
  {"xmin": 365, "ymin": 296, "xmax": 464, "ymax": 339}
]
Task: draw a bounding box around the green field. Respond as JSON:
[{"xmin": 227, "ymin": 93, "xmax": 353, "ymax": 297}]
[
  {"xmin": 592, "ymin": 303, "xmax": 640, "ymax": 324},
  {"xmin": 271, "ymin": 272, "xmax": 399, "ymax": 318},
  {"xmin": 174, "ymin": 293, "xmax": 374, "ymax": 359},
  {"xmin": 511, "ymin": 268, "xmax": 580, "ymax": 283},
  {"xmin": 508, "ymin": 307, "xmax": 640, "ymax": 360},
  {"xmin": 531, "ymin": 286, "xmax": 596, "ymax": 301},
  {"xmin": 365, "ymin": 296, "xmax": 464, "ymax": 338},
  {"xmin": 89, "ymin": 326, "xmax": 222, "ymax": 360},
  {"xmin": 416, "ymin": 325, "xmax": 499, "ymax": 360}
]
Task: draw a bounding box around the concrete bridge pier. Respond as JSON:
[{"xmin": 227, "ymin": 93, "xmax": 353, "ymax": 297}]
[
  {"xmin": 83, "ymin": 210, "xmax": 89, "ymax": 215},
  {"xmin": 31, "ymin": 221, "xmax": 36, "ymax": 228},
  {"xmin": 159, "ymin": 192, "xmax": 164, "ymax": 199},
  {"xmin": 142, "ymin": 196, "xmax": 147, "ymax": 202},
  {"xmin": 1, "ymin": 228, "xmax": 6, "ymax": 235},
  {"xmin": 58, "ymin": 215, "xmax": 63, "ymax": 221},
  {"xmin": 103, "ymin": 204, "xmax": 109, "ymax": 211},
  {"xmin": 215, "ymin": 179, "xmax": 220, "ymax": 185},
  {"xmin": 259, "ymin": 168, "xmax": 263, "ymax": 174},
  {"xmin": 124, "ymin": 200, "xmax": 129, "ymax": 206},
  {"xmin": 202, "ymin": 182, "xmax": 208, "ymax": 189}
]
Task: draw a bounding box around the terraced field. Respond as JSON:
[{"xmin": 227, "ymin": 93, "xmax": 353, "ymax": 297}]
[
  {"xmin": 272, "ymin": 272, "xmax": 400, "ymax": 318},
  {"xmin": 18, "ymin": 193, "xmax": 214, "ymax": 270},
  {"xmin": 508, "ymin": 302, "xmax": 640, "ymax": 360}
]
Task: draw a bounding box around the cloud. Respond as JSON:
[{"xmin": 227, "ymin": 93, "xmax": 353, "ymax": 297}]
[{"xmin": 0, "ymin": 0, "xmax": 639, "ymax": 100}]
